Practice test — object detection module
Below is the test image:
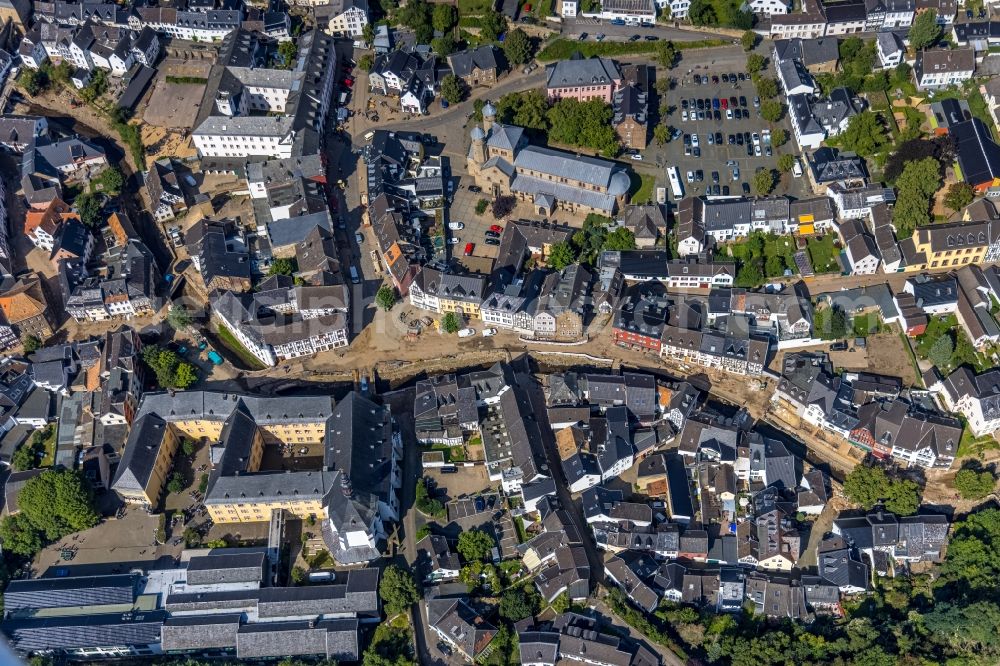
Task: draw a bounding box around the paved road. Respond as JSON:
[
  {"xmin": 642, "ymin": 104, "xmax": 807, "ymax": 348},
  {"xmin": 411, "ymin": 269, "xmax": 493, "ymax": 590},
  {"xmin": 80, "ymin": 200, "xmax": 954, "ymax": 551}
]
[{"xmin": 559, "ymin": 17, "xmax": 734, "ymax": 43}]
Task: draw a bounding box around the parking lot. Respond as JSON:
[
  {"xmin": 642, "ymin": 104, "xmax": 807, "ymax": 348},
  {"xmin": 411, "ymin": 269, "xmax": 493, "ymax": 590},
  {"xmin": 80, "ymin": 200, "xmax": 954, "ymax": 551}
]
[
  {"xmin": 642, "ymin": 52, "xmax": 813, "ymax": 201},
  {"xmin": 447, "ymin": 491, "xmax": 501, "ymax": 522}
]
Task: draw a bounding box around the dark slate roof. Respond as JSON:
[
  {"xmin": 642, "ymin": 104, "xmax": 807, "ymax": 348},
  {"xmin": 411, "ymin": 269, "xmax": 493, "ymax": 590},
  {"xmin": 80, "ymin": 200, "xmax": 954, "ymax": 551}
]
[
  {"xmin": 951, "ymin": 118, "xmax": 1000, "ymax": 187},
  {"xmin": 186, "ymin": 552, "xmax": 265, "ymax": 586},
  {"xmin": 111, "ymin": 413, "xmax": 171, "ymax": 494},
  {"xmin": 4, "ymin": 574, "xmax": 137, "ymax": 614},
  {"xmin": 2, "ymin": 611, "xmax": 165, "ymax": 652},
  {"xmin": 160, "ymin": 613, "xmax": 242, "ymax": 652}
]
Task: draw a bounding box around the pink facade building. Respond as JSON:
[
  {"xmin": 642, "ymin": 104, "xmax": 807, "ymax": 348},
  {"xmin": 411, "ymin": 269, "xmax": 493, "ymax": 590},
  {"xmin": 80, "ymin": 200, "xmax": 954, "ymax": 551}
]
[{"xmin": 545, "ymin": 56, "xmax": 622, "ymax": 103}]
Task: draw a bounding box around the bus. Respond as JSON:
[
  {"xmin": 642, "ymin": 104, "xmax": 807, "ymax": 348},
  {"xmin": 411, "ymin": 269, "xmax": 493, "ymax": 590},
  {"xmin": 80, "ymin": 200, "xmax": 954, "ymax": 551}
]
[{"xmin": 667, "ymin": 166, "xmax": 684, "ymax": 200}]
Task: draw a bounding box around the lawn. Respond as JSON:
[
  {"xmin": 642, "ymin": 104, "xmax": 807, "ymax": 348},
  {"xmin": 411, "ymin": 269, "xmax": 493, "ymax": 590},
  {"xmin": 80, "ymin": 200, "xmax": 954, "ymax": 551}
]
[
  {"xmin": 630, "ymin": 173, "xmax": 656, "ymax": 204},
  {"xmin": 537, "ymin": 38, "xmax": 728, "ymax": 62},
  {"xmin": 958, "ymin": 421, "xmax": 1000, "ymax": 458},
  {"xmin": 216, "ymin": 324, "xmax": 268, "ymax": 370},
  {"xmin": 915, "ymin": 315, "xmax": 956, "ymax": 358},
  {"xmin": 429, "ymin": 444, "xmax": 466, "ymax": 463},
  {"xmin": 914, "ymin": 314, "xmax": 989, "ymax": 373},
  {"xmin": 806, "ymin": 235, "xmax": 842, "ymax": 274},
  {"xmin": 852, "ymin": 312, "xmax": 883, "ymax": 337},
  {"xmin": 457, "ymin": 0, "xmax": 494, "ymax": 13},
  {"xmin": 38, "ymin": 425, "xmax": 57, "ymax": 467}
]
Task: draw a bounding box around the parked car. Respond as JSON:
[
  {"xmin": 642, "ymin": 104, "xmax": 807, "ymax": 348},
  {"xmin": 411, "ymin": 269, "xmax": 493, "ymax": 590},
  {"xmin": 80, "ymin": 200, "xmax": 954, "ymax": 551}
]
[
  {"xmin": 448, "ymin": 221, "xmax": 465, "ymax": 230},
  {"xmin": 458, "ymin": 328, "xmax": 476, "ymax": 338},
  {"xmin": 482, "ymin": 328, "xmax": 497, "ymax": 337},
  {"xmin": 489, "ymin": 224, "xmax": 503, "ymax": 233},
  {"xmin": 484, "ymin": 237, "xmax": 500, "ymax": 246},
  {"xmin": 630, "ymin": 153, "xmax": 643, "ymax": 161},
  {"xmin": 468, "ymin": 185, "xmax": 481, "ymax": 193},
  {"xmin": 464, "ymin": 242, "xmax": 474, "ymax": 256},
  {"xmin": 355, "ymin": 232, "xmax": 364, "ymax": 244}
]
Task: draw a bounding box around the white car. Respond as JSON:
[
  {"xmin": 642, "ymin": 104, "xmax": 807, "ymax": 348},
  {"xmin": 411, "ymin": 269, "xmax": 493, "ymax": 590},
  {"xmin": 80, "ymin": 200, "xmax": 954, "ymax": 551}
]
[
  {"xmin": 752, "ymin": 132, "xmax": 761, "ymax": 146},
  {"xmin": 448, "ymin": 221, "xmax": 464, "ymax": 230},
  {"xmin": 630, "ymin": 154, "xmax": 643, "ymax": 161},
  {"xmin": 482, "ymin": 328, "xmax": 498, "ymax": 337},
  {"xmin": 457, "ymin": 328, "xmax": 476, "ymax": 338},
  {"xmin": 726, "ymin": 109, "xmax": 733, "ymax": 120},
  {"xmin": 691, "ymin": 134, "xmax": 700, "ymax": 147},
  {"xmin": 686, "ymin": 170, "xmax": 694, "ymax": 183},
  {"xmin": 681, "ymin": 110, "xmax": 688, "ymax": 121},
  {"xmin": 448, "ymin": 237, "xmax": 460, "ymax": 244},
  {"xmin": 754, "ymin": 145, "xmax": 761, "ymax": 156}
]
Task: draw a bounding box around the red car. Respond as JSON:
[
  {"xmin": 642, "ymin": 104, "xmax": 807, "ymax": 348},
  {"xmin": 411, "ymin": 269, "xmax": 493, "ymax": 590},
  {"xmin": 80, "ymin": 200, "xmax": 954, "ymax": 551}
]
[
  {"xmin": 720, "ymin": 98, "xmax": 728, "ymax": 110},
  {"xmin": 342, "ymin": 79, "xmax": 354, "ymax": 88},
  {"xmin": 489, "ymin": 224, "xmax": 503, "ymax": 233},
  {"xmin": 464, "ymin": 242, "xmax": 475, "ymax": 256}
]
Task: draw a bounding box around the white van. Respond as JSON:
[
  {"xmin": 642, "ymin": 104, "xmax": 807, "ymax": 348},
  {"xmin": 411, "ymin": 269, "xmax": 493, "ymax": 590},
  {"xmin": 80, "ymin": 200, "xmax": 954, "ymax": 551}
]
[
  {"xmin": 792, "ymin": 159, "xmax": 803, "ymax": 178},
  {"xmin": 457, "ymin": 328, "xmax": 476, "ymax": 338}
]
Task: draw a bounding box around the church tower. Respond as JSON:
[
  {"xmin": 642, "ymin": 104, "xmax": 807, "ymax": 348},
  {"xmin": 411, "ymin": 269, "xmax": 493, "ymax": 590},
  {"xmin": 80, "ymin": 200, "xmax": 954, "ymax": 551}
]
[
  {"xmin": 482, "ymin": 101, "xmax": 496, "ymax": 135},
  {"xmin": 469, "ymin": 126, "xmax": 486, "ymax": 166}
]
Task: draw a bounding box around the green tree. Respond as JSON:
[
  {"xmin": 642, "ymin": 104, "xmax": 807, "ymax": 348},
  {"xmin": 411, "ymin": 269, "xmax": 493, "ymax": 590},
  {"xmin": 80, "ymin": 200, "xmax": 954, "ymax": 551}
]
[
  {"xmin": 277, "ymin": 40, "xmax": 297, "ymax": 69},
  {"xmin": 290, "ymin": 566, "xmax": 305, "ymax": 585},
  {"xmin": 0, "ymin": 514, "xmax": 44, "ymax": 556},
  {"xmin": 771, "ymin": 127, "xmax": 788, "ymax": 147},
  {"xmin": 362, "ymin": 22, "xmax": 376, "ymax": 47},
  {"xmin": 754, "ymin": 76, "xmax": 778, "ymax": 99},
  {"xmin": 379, "ymin": 564, "xmax": 419, "ymax": 616},
  {"xmin": 19, "ymin": 67, "xmax": 49, "ymax": 96},
  {"xmin": 885, "ymin": 478, "xmax": 921, "ymax": 516},
  {"xmin": 752, "ymin": 168, "xmax": 776, "ymax": 195},
  {"xmin": 75, "ymin": 192, "xmax": 102, "ymax": 228},
  {"xmin": 927, "ymin": 333, "xmax": 954, "ymax": 369},
  {"xmin": 376, "ymin": 284, "xmax": 398, "ymax": 311},
  {"xmin": 475, "ymin": 198, "xmax": 489, "ymax": 215},
  {"xmin": 495, "ymin": 90, "xmax": 549, "ymax": 130},
  {"xmin": 359, "ymin": 53, "xmax": 374, "ymax": 71},
  {"xmin": 181, "ymin": 439, "xmax": 196, "ymax": 456},
  {"xmin": 432, "ymin": 3, "xmax": 456, "ymax": 32},
  {"xmin": 777, "ymin": 153, "xmax": 795, "ymax": 173},
  {"xmin": 167, "ymin": 472, "xmax": 186, "ymax": 494},
  {"xmin": 816, "ymin": 306, "xmax": 848, "ymax": 339},
  {"xmin": 760, "ymin": 100, "xmax": 784, "ymax": 123},
  {"xmin": 955, "ymin": 467, "xmax": 996, "ymax": 500},
  {"xmin": 398, "ymin": 0, "xmax": 433, "ymax": 43},
  {"xmin": 546, "ymin": 97, "xmax": 619, "ymax": 157},
  {"xmin": 95, "ymin": 167, "xmax": 124, "ymax": 194},
  {"xmin": 17, "ymin": 469, "xmax": 99, "ymax": 541},
  {"xmin": 735, "ymin": 260, "xmax": 764, "ymax": 288},
  {"xmin": 167, "ymin": 305, "xmax": 192, "ymax": 330},
  {"xmin": 741, "ymin": 30, "xmax": 757, "ymax": 51},
  {"xmin": 457, "ymin": 528, "xmax": 494, "ymax": 562},
  {"xmin": 503, "ymin": 28, "xmax": 532, "ymax": 65},
  {"xmin": 499, "ymin": 584, "xmax": 540, "ymax": 621},
  {"xmin": 269, "ymin": 257, "xmax": 297, "ymax": 276},
  {"xmin": 653, "ymin": 124, "xmax": 670, "ymax": 145},
  {"xmin": 415, "ymin": 477, "xmax": 444, "ymax": 517},
  {"xmin": 687, "ymin": 0, "xmax": 717, "ymax": 25},
  {"xmin": 908, "ymin": 10, "xmax": 942, "ymax": 50},
  {"xmin": 746, "ymin": 53, "xmax": 766, "ymax": 75},
  {"xmin": 844, "ymin": 464, "xmax": 890, "ymax": 510},
  {"xmin": 548, "ymin": 241, "xmax": 576, "ymax": 270},
  {"xmin": 478, "ymin": 9, "xmax": 506, "ymax": 42},
  {"xmin": 440, "ymin": 74, "xmax": 464, "ymax": 104},
  {"xmin": 944, "ymin": 182, "xmax": 975, "ymax": 212},
  {"xmin": 765, "ymin": 254, "xmax": 785, "ymax": 278},
  {"xmin": 603, "ymin": 227, "xmax": 636, "ymax": 251},
  {"xmin": 11, "ymin": 442, "xmax": 38, "ymax": 472},
  {"xmin": 174, "ymin": 362, "xmax": 198, "ymax": 389},
  {"xmin": 654, "ymin": 40, "xmax": 678, "ymax": 69},
  {"xmin": 441, "ymin": 312, "xmax": 461, "ymax": 334},
  {"xmin": 552, "ymin": 591, "xmax": 571, "ymax": 613},
  {"xmin": 431, "ymin": 34, "xmax": 456, "ymax": 56},
  {"xmin": 893, "ymin": 157, "xmax": 943, "ymax": 237},
  {"xmin": 840, "ymin": 110, "xmax": 890, "ymax": 157},
  {"xmin": 21, "ymin": 334, "xmax": 41, "ymax": 353}
]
